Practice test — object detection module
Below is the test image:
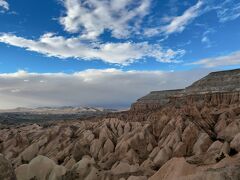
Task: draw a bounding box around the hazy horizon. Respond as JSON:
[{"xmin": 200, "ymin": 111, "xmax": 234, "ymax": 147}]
[{"xmin": 0, "ymin": 0, "xmax": 240, "ymax": 109}]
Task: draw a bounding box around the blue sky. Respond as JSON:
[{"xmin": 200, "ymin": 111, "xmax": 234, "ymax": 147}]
[
  {"xmin": 0, "ymin": 0, "xmax": 240, "ymax": 73},
  {"xmin": 0, "ymin": 0, "xmax": 240, "ymax": 108}
]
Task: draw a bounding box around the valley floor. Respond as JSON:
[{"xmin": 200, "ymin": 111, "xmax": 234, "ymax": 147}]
[{"xmin": 1, "ymin": 91, "xmax": 240, "ymax": 180}]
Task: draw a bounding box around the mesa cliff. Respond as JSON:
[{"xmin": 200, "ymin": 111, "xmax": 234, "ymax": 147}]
[
  {"xmin": 1, "ymin": 69, "xmax": 240, "ymax": 180},
  {"xmin": 132, "ymin": 68, "xmax": 240, "ymax": 111}
]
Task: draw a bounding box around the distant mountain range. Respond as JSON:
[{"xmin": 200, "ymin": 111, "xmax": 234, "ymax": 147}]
[
  {"xmin": 0, "ymin": 106, "xmax": 117, "ymax": 124},
  {"xmin": 0, "ymin": 106, "xmax": 117, "ymax": 114},
  {"xmin": 131, "ymin": 68, "xmax": 240, "ymax": 111}
]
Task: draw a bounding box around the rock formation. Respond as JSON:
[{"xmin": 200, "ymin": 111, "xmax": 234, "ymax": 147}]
[
  {"xmin": 185, "ymin": 68, "xmax": 240, "ymax": 93},
  {"xmin": 1, "ymin": 68, "xmax": 240, "ymax": 180},
  {"xmin": 131, "ymin": 89, "xmax": 183, "ymax": 111},
  {"xmin": 131, "ymin": 68, "xmax": 240, "ymax": 112},
  {"xmin": 0, "ymin": 154, "xmax": 16, "ymax": 180}
]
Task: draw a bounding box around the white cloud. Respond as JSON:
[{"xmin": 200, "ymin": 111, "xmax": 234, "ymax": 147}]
[
  {"xmin": 191, "ymin": 51, "xmax": 240, "ymax": 67},
  {"xmin": 201, "ymin": 36, "xmax": 209, "ymax": 43},
  {"xmin": 201, "ymin": 29, "xmax": 214, "ymax": 48},
  {"xmin": 0, "ymin": 0, "xmax": 9, "ymax": 11},
  {"xmin": 0, "ymin": 69, "xmax": 211, "ymax": 109},
  {"xmin": 144, "ymin": 28, "xmax": 161, "ymax": 37},
  {"xmin": 60, "ymin": 0, "xmax": 151, "ymax": 39},
  {"xmin": 0, "ymin": 33, "xmax": 185, "ymax": 65},
  {"xmin": 144, "ymin": 0, "xmax": 240, "ymax": 37},
  {"xmin": 214, "ymin": 0, "xmax": 240, "ymax": 22},
  {"xmin": 144, "ymin": 1, "xmax": 203, "ymax": 36},
  {"xmin": 162, "ymin": 1, "xmax": 203, "ymax": 34},
  {"xmin": 0, "ymin": 0, "xmax": 189, "ymax": 64}
]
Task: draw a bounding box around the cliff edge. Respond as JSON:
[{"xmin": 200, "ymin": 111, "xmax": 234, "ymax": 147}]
[
  {"xmin": 1, "ymin": 68, "xmax": 240, "ymax": 180},
  {"xmin": 132, "ymin": 68, "xmax": 240, "ymax": 111}
]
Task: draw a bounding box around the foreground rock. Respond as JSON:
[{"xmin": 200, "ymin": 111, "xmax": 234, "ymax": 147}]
[
  {"xmin": 0, "ymin": 154, "xmax": 16, "ymax": 180},
  {"xmin": 2, "ymin": 102, "xmax": 240, "ymax": 179},
  {"xmin": 15, "ymin": 155, "xmax": 66, "ymax": 180},
  {"xmin": 1, "ymin": 69, "xmax": 240, "ymax": 179},
  {"xmin": 149, "ymin": 155, "xmax": 240, "ymax": 180}
]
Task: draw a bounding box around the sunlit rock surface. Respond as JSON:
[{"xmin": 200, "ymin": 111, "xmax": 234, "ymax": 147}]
[{"xmin": 1, "ymin": 69, "xmax": 240, "ymax": 179}]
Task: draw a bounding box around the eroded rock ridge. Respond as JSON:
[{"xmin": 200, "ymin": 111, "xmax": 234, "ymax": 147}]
[{"xmin": 1, "ymin": 69, "xmax": 240, "ymax": 180}]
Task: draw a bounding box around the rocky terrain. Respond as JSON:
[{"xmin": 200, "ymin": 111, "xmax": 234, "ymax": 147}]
[
  {"xmin": 1, "ymin": 68, "xmax": 240, "ymax": 180},
  {"xmin": 0, "ymin": 107, "xmax": 116, "ymax": 125},
  {"xmin": 0, "ymin": 106, "xmax": 114, "ymax": 114}
]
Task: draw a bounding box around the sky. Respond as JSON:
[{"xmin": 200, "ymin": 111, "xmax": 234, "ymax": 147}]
[{"xmin": 0, "ymin": 0, "xmax": 240, "ymax": 109}]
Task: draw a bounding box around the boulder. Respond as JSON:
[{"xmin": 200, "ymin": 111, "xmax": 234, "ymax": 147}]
[
  {"xmin": 15, "ymin": 155, "xmax": 66, "ymax": 180},
  {"xmin": 65, "ymin": 158, "xmax": 76, "ymax": 169},
  {"xmin": 153, "ymin": 147, "xmax": 172, "ymax": 168},
  {"xmin": 160, "ymin": 124, "xmax": 174, "ymax": 139},
  {"xmin": 149, "ymin": 155, "xmax": 240, "ymax": 180},
  {"xmin": 207, "ymin": 141, "xmax": 223, "ymax": 153},
  {"xmin": 15, "ymin": 164, "xmax": 28, "ymax": 180},
  {"xmin": 73, "ymin": 140, "xmax": 90, "ymax": 161},
  {"xmin": 220, "ymin": 142, "xmax": 230, "ymax": 157},
  {"xmin": 140, "ymin": 159, "xmax": 154, "ymax": 169},
  {"xmin": 98, "ymin": 152, "xmax": 117, "ymax": 170},
  {"xmin": 117, "ymin": 123, "xmax": 124, "ymax": 136},
  {"xmin": 182, "ymin": 124, "xmax": 199, "ymax": 155},
  {"xmin": 49, "ymin": 165, "xmax": 67, "ymax": 180},
  {"xmin": 218, "ymin": 121, "xmax": 240, "ymax": 142},
  {"xmin": 127, "ymin": 176, "xmax": 147, "ymax": 180},
  {"xmin": 64, "ymin": 156, "xmax": 102, "ymax": 180},
  {"xmin": 124, "ymin": 123, "xmax": 131, "ymax": 134},
  {"xmin": 82, "ymin": 130, "xmax": 95, "ymax": 143},
  {"xmin": 90, "ymin": 139, "xmax": 103, "ymax": 159},
  {"xmin": 173, "ymin": 142, "xmax": 187, "ymax": 157},
  {"xmin": 99, "ymin": 125, "xmax": 114, "ymax": 142},
  {"xmin": 111, "ymin": 161, "xmax": 139, "ymax": 175},
  {"xmin": 0, "ymin": 154, "xmax": 16, "ymax": 180},
  {"xmin": 123, "ymin": 149, "xmax": 139, "ymax": 164},
  {"xmin": 230, "ymin": 133, "xmax": 240, "ymax": 152},
  {"xmin": 103, "ymin": 138, "xmax": 115, "ymax": 155},
  {"xmin": 20, "ymin": 143, "xmax": 39, "ymax": 163},
  {"xmin": 149, "ymin": 157, "xmax": 197, "ymax": 180},
  {"xmin": 193, "ymin": 133, "xmax": 213, "ymax": 155},
  {"xmin": 214, "ymin": 118, "xmax": 227, "ymax": 134},
  {"xmin": 149, "ymin": 147, "xmax": 160, "ymax": 159}
]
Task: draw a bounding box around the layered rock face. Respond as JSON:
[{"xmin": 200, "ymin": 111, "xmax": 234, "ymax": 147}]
[
  {"xmin": 1, "ymin": 69, "xmax": 240, "ymax": 180},
  {"xmin": 185, "ymin": 69, "xmax": 240, "ymax": 93},
  {"xmin": 1, "ymin": 98, "xmax": 240, "ymax": 180},
  {"xmin": 131, "ymin": 89, "xmax": 183, "ymax": 111},
  {"xmin": 132, "ymin": 68, "xmax": 240, "ymax": 112},
  {"xmin": 0, "ymin": 154, "xmax": 16, "ymax": 180}
]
